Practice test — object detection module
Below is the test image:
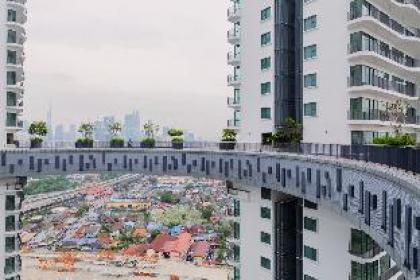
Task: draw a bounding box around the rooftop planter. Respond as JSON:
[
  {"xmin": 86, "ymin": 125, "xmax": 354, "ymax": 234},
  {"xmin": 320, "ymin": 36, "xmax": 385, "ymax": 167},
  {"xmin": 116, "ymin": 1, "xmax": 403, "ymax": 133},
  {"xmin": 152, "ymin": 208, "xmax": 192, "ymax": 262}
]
[
  {"xmin": 140, "ymin": 137, "xmax": 155, "ymax": 148},
  {"xmin": 28, "ymin": 121, "xmax": 48, "ymax": 149},
  {"xmin": 76, "ymin": 122, "xmax": 95, "ymax": 149},
  {"xmin": 220, "ymin": 129, "xmax": 237, "ymax": 150},
  {"xmin": 109, "ymin": 122, "xmax": 124, "ymax": 148},
  {"xmin": 168, "ymin": 128, "xmax": 184, "ymax": 149}
]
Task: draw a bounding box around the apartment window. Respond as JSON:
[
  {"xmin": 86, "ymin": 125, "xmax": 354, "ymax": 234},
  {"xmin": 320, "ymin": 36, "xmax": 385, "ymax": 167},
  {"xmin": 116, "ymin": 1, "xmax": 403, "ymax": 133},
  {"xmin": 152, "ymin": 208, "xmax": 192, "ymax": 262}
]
[
  {"xmin": 304, "ymin": 217, "xmax": 317, "ymax": 232},
  {"xmin": 7, "ymin": 30, "xmax": 16, "ymax": 44},
  {"xmin": 261, "ymin": 82, "xmax": 271, "ymax": 95},
  {"xmin": 260, "ymin": 57, "xmax": 271, "ymax": 70},
  {"xmin": 234, "ymin": 199, "xmax": 240, "ymax": 217},
  {"xmin": 304, "ymin": 73, "xmax": 317, "ymax": 88},
  {"xmin": 304, "ymin": 103, "xmax": 317, "ymax": 117},
  {"xmin": 5, "ymin": 216, "xmax": 16, "ymax": 232},
  {"xmin": 351, "ymin": 260, "xmax": 379, "ymax": 280},
  {"xmin": 261, "ymin": 7, "xmax": 271, "ymax": 21},
  {"xmin": 233, "ymin": 222, "xmax": 240, "ymax": 239},
  {"xmin": 233, "ymin": 245, "xmax": 240, "ymax": 262},
  {"xmin": 5, "ymin": 236, "xmax": 15, "ymax": 253},
  {"xmin": 260, "ymin": 207, "xmax": 271, "ymax": 219},
  {"xmin": 260, "ymin": 232, "xmax": 271, "ymax": 245},
  {"xmin": 304, "ymin": 44, "xmax": 317, "ymax": 59},
  {"xmin": 5, "ymin": 195, "xmax": 15, "ymax": 211},
  {"xmin": 7, "ymin": 10, "xmax": 16, "ymax": 22},
  {"xmin": 7, "ymin": 71, "xmax": 16, "ymax": 86},
  {"xmin": 4, "ymin": 257, "xmax": 15, "ymax": 275},
  {"xmin": 7, "ymin": 92, "xmax": 17, "ymax": 107},
  {"xmin": 261, "ymin": 32, "xmax": 271, "ymax": 46},
  {"xmin": 261, "ymin": 187, "xmax": 271, "ymax": 200},
  {"xmin": 304, "ymin": 275, "xmax": 318, "ymax": 280},
  {"xmin": 304, "ymin": 15, "xmax": 317, "ymax": 31},
  {"xmin": 260, "ymin": 257, "xmax": 271, "ymax": 270},
  {"xmin": 6, "ymin": 113, "xmax": 17, "ymax": 127},
  {"xmin": 261, "ymin": 108, "xmax": 271, "ymax": 119},
  {"xmin": 7, "ymin": 50, "xmax": 16, "ymax": 65},
  {"xmin": 304, "ymin": 245, "xmax": 318, "ymax": 261},
  {"xmin": 234, "ymin": 267, "xmax": 240, "ymax": 280}
]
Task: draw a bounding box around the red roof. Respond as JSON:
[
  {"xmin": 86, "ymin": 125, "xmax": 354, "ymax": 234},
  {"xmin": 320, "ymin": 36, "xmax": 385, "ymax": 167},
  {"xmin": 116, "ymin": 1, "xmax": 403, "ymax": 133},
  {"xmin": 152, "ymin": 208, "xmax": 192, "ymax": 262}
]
[
  {"xmin": 121, "ymin": 244, "xmax": 148, "ymax": 256},
  {"xmin": 150, "ymin": 233, "xmax": 177, "ymax": 252},
  {"xmin": 174, "ymin": 232, "xmax": 192, "ymax": 255},
  {"xmin": 190, "ymin": 241, "xmax": 209, "ymax": 258}
]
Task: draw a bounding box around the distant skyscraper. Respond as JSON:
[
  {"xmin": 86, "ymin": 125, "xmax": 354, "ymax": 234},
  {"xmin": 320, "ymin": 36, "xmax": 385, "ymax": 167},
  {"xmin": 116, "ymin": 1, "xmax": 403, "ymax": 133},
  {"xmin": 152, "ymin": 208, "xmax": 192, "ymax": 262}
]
[
  {"xmin": 54, "ymin": 124, "xmax": 64, "ymax": 142},
  {"xmin": 46, "ymin": 104, "xmax": 53, "ymax": 142},
  {"xmin": 66, "ymin": 124, "xmax": 77, "ymax": 142},
  {"xmin": 123, "ymin": 110, "xmax": 141, "ymax": 141},
  {"xmin": 94, "ymin": 116, "xmax": 115, "ymax": 141}
]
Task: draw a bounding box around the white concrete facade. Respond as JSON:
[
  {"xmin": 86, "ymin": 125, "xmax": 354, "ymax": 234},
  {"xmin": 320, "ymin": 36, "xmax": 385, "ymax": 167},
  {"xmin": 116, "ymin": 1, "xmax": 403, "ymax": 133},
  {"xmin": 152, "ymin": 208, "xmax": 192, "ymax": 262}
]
[
  {"xmin": 303, "ymin": 0, "xmax": 420, "ymax": 144},
  {"xmin": 227, "ymin": 0, "xmax": 275, "ymax": 142},
  {"xmin": 2, "ymin": 0, "xmax": 26, "ymax": 148}
]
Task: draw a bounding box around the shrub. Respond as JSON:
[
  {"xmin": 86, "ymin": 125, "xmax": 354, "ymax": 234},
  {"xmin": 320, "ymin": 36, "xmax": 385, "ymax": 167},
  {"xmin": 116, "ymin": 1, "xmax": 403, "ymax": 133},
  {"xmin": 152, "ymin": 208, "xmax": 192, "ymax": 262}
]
[
  {"xmin": 30, "ymin": 137, "xmax": 43, "ymax": 145},
  {"xmin": 28, "ymin": 121, "xmax": 48, "ymax": 146},
  {"xmin": 272, "ymin": 117, "xmax": 302, "ymax": 144},
  {"xmin": 221, "ymin": 129, "xmax": 237, "ymax": 142},
  {"xmin": 168, "ymin": 128, "xmax": 183, "ymax": 137},
  {"xmin": 171, "ymin": 136, "xmax": 183, "ymax": 144},
  {"xmin": 110, "ymin": 136, "xmax": 124, "ymax": 145},
  {"xmin": 141, "ymin": 137, "xmax": 156, "ymax": 145},
  {"xmin": 373, "ymin": 134, "xmax": 416, "ymax": 147},
  {"xmin": 76, "ymin": 137, "xmax": 94, "ymax": 146}
]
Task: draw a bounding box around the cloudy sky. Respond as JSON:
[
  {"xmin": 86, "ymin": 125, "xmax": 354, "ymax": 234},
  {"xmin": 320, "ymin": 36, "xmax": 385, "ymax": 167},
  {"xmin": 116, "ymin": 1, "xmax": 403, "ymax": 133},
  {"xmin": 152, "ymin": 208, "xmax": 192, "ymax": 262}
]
[{"xmin": 24, "ymin": 0, "xmax": 231, "ymax": 139}]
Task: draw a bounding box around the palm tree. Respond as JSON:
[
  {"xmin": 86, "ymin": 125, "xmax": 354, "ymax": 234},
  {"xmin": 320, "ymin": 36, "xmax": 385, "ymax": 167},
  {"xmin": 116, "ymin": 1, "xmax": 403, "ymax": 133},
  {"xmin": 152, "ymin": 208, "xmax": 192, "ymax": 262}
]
[
  {"xmin": 143, "ymin": 120, "xmax": 159, "ymax": 138},
  {"xmin": 109, "ymin": 122, "xmax": 122, "ymax": 137}
]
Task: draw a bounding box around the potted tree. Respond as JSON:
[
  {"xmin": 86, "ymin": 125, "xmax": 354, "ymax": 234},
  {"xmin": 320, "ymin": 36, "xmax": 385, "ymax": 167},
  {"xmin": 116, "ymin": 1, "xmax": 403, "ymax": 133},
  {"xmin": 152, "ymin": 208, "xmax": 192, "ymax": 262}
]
[
  {"xmin": 109, "ymin": 122, "xmax": 124, "ymax": 148},
  {"xmin": 219, "ymin": 129, "xmax": 237, "ymax": 150},
  {"xmin": 76, "ymin": 122, "xmax": 95, "ymax": 148},
  {"xmin": 28, "ymin": 121, "xmax": 48, "ymax": 148},
  {"xmin": 141, "ymin": 120, "xmax": 159, "ymax": 148},
  {"xmin": 168, "ymin": 128, "xmax": 184, "ymax": 149},
  {"xmin": 272, "ymin": 117, "xmax": 303, "ymax": 149}
]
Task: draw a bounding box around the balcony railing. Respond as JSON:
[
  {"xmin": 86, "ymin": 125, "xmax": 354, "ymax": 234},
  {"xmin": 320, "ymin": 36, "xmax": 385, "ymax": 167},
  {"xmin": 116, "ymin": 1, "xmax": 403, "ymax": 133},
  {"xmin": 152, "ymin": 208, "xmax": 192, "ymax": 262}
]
[
  {"xmin": 349, "ymin": 1, "xmax": 420, "ymax": 39},
  {"xmin": 227, "ymin": 28, "xmax": 240, "ymax": 43},
  {"xmin": 227, "ymin": 51, "xmax": 240, "ymax": 64},
  {"xmin": 350, "ymin": 76, "xmax": 416, "ymax": 97},
  {"xmin": 227, "ymin": 74, "xmax": 241, "ymax": 86},
  {"xmin": 395, "ymin": 0, "xmax": 420, "ymax": 11},
  {"xmin": 227, "ymin": 5, "xmax": 240, "ymax": 21},
  {"xmin": 227, "ymin": 119, "xmax": 241, "ymax": 128},
  {"xmin": 348, "ymin": 109, "xmax": 420, "ymax": 125},
  {"xmin": 227, "ymin": 97, "xmax": 240, "ymax": 107}
]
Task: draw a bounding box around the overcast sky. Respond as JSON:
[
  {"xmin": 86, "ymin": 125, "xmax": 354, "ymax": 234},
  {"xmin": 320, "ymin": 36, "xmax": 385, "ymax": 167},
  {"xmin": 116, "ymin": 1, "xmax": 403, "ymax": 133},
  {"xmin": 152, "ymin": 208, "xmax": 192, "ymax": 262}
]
[{"xmin": 24, "ymin": 0, "xmax": 231, "ymax": 140}]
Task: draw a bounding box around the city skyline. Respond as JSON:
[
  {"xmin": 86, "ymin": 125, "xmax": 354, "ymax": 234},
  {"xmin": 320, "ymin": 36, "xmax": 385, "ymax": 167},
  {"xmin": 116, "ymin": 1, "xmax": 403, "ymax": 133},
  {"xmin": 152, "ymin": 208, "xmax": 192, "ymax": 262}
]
[{"xmin": 23, "ymin": 0, "xmax": 231, "ymax": 140}]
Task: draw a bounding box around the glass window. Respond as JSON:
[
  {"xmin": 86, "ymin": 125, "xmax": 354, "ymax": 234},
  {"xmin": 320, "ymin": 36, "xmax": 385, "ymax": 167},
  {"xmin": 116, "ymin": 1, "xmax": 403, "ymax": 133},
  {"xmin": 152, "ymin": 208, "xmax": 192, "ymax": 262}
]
[
  {"xmin": 304, "ymin": 245, "xmax": 317, "ymax": 261},
  {"xmin": 304, "ymin": 217, "xmax": 317, "ymax": 232},
  {"xmin": 234, "ymin": 267, "xmax": 240, "ymax": 280},
  {"xmin": 260, "ymin": 207, "xmax": 271, "ymax": 219},
  {"xmin": 304, "ymin": 73, "xmax": 317, "ymax": 88},
  {"xmin": 304, "ymin": 45, "xmax": 317, "ymax": 59},
  {"xmin": 261, "ymin": 108, "xmax": 271, "ymax": 119},
  {"xmin": 260, "ymin": 57, "xmax": 271, "ymax": 70},
  {"xmin": 5, "ymin": 196, "xmax": 15, "ymax": 211},
  {"xmin": 7, "ymin": 10, "xmax": 16, "ymax": 22},
  {"xmin": 4, "ymin": 257, "xmax": 15, "ymax": 274},
  {"xmin": 260, "ymin": 257, "xmax": 271, "ymax": 270},
  {"xmin": 7, "ymin": 30, "xmax": 16, "ymax": 44},
  {"xmin": 261, "ymin": 82, "xmax": 271, "ymax": 95},
  {"xmin": 5, "ymin": 216, "xmax": 15, "ymax": 232},
  {"xmin": 233, "ymin": 222, "xmax": 240, "ymax": 239},
  {"xmin": 5, "ymin": 236, "xmax": 15, "ymax": 253},
  {"xmin": 304, "ymin": 15, "xmax": 317, "ymax": 31},
  {"xmin": 7, "ymin": 72, "xmax": 16, "ymax": 86},
  {"xmin": 261, "ymin": 7, "xmax": 271, "ymax": 21},
  {"xmin": 234, "ymin": 199, "xmax": 240, "ymax": 217},
  {"xmin": 260, "ymin": 232, "xmax": 271, "ymax": 245},
  {"xmin": 304, "ymin": 103, "xmax": 317, "ymax": 117},
  {"xmin": 7, "ymin": 50, "xmax": 17, "ymax": 65},
  {"xmin": 261, "ymin": 32, "xmax": 271, "ymax": 46},
  {"xmin": 261, "ymin": 187, "xmax": 271, "ymax": 200},
  {"xmin": 7, "ymin": 92, "xmax": 17, "ymax": 107}
]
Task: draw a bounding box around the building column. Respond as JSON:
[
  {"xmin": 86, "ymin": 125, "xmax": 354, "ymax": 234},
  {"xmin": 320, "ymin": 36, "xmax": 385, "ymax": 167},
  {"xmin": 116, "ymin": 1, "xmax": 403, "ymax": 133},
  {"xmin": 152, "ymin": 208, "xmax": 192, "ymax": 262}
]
[{"xmin": 0, "ymin": 177, "xmax": 26, "ymax": 280}]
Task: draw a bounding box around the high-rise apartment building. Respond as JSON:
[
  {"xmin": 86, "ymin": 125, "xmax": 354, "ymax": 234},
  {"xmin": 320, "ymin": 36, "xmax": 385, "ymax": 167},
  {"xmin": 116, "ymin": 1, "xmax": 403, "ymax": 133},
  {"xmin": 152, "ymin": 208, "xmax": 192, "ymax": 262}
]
[
  {"xmin": 1, "ymin": 0, "xmax": 26, "ymax": 147},
  {"xmin": 226, "ymin": 0, "xmax": 419, "ymax": 279},
  {"xmin": 228, "ymin": 0, "xmax": 420, "ymax": 145}
]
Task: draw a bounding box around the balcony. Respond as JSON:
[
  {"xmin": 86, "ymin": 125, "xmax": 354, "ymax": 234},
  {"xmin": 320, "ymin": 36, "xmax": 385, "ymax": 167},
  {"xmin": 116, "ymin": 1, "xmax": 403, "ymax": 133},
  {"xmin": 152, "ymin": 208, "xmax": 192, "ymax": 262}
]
[
  {"xmin": 227, "ymin": 51, "xmax": 240, "ymax": 66},
  {"xmin": 348, "ymin": 109, "xmax": 420, "ymax": 127},
  {"xmin": 227, "ymin": 28, "xmax": 240, "ymax": 44},
  {"xmin": 227, "ymin": 5, "xmax": 241, "ymax": 23},
  {"xmin": 227, "ymin": 74, "xmax": 241, "ymax": 87},
  {"xmin": 227, "ymin": 97, "xmax": 241, "ymax": 109},
  {"xmin": 227, "ymin": 119, "xmax": 241, "ymax": 129},
  {"xmin": 392, "ymin": 0, "xmax": 420, "ymax": 27},
  {"xmin": 348, "ymin": 7, "xmax": 420, "ymax": 55}
]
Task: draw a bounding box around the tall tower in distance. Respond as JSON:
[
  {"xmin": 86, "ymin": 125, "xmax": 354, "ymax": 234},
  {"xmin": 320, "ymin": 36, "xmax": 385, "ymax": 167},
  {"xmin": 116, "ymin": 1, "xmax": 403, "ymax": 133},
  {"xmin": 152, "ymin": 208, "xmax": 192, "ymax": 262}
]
[{"xmin": 1, "ymin": 0, "xmax": 26, "ymax": 147}]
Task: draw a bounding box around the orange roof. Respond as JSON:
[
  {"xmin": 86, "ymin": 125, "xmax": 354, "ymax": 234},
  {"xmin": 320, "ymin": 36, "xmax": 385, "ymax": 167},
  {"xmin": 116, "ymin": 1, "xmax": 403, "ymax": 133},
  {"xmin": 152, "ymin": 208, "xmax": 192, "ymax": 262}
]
[
  {"xmin": 121, "ymin": 244, "xmax": 148, "ymax": 256},
  {"xmin": 174, "ymin": 232, "xmax": 192, "ymax": 254},
  {"xmin": 133, "ymin": 228, "xmax": 147, "ymax": 238},
  {"xmin": 190, "ymin": 241, "xmax": 210, "ymax": 258},
  {"xmin": 150, "ymin": 233, "xmax": 177, "ymax": 252}
]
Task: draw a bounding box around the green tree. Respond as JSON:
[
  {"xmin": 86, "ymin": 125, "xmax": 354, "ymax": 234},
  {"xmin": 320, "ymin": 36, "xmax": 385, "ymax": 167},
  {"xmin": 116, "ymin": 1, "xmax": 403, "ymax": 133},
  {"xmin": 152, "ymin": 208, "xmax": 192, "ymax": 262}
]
[
  {"xmin": 201, "ymin": 205, "xmax": 215, "ymax": 222},
  {"xmin": 272, "ymin": 117, "xmax": 303, "ymax": 144},
  {"xmin": 160, "ymin": 191, "xmax": 178, "ymax": 204}
]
